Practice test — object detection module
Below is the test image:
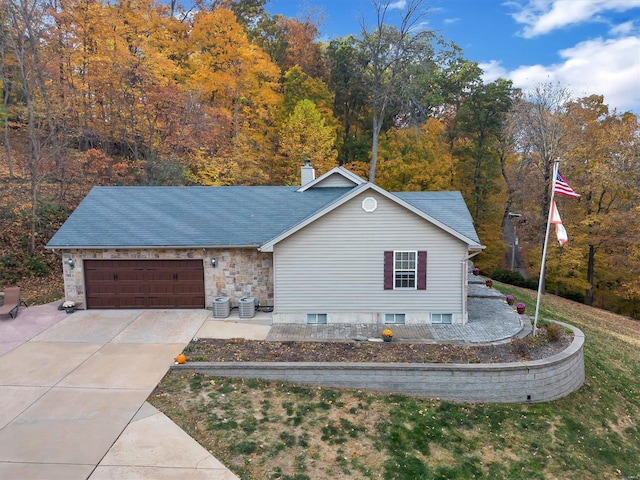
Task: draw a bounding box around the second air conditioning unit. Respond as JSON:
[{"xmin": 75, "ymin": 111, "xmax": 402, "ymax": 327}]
[{"xmin": 238, "ymin": 296, "xmax": 255, "ymax": 319}]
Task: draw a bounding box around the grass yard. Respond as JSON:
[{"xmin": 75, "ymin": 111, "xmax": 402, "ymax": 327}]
[{"xmin": 149, "ymin": 284, "xmax": 640, "ymax": 480}]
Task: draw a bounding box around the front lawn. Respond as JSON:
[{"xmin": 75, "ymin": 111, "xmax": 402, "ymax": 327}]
[{"xmin": 149, "ymin": 285, "xmax": 640, "ymax": 479}]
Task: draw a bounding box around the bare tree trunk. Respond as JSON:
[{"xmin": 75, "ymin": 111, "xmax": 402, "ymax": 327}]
[
  {"xmin": 1, "ymin": 92, "xmax": 13, "ymax": 178},
  {"xmin": 509, "ymin": 82, "xmax": 571, "ymax": 253},
  {"xmin": 369, "ymin": 115, "xmax": 382, "ymax": 183},
  {"xmin": 361, "ymin": 0, "xmax": 429, "ymax": 183},
  {"xmin": 0, "ymin": 10, "xmax": 15, "ymax": 178},
  {"xmin": 585, "ymin": 244, "xmax": 595, "ymax": 306},
  {"xmin": 6, "ymin": 0, "xmax": 51, "ymax": 254},
  {"xmin": 21, "ymin": 0, "xmax": 62, "ymax": 169}
]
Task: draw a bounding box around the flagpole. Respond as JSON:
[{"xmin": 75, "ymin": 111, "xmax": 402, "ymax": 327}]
[{"xmin": 533, "ymin": 159, "xmax": 560, "ymax": 336}]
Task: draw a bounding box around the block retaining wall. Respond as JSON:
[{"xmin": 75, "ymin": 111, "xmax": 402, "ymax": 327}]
[{"xmin": 173, "ymin": 320, "xmax": 585, "ymax": 403}]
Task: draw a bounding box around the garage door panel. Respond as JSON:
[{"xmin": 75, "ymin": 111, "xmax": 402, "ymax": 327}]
[
  {"xmin": 106, "ymin": 295, "xmax": 147, "ymax": 309},
  {"xmin": 118, "ymin": 283, "xmax": 148, "ymax": 295},
  {"xmin": 84, "ymin": 260, "xmax": 205, "ymax": 309},
  {"xmin": 148, "ymin": 284, "xmax": 174, "ymax": 295},
  {"xmin": 88, "ymin": 285, "xmax": 118, "ymax": 296}
]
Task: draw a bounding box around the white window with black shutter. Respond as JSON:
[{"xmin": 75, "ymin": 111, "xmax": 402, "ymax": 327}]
[{"xmin": 384, "ymin": 251, "xmax": 427, "ymax": 290}]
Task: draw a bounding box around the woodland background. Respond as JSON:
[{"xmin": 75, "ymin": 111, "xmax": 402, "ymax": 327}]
[{"xmin": 1, "ymin": 0, "xmax": 639, "ymax": 317}]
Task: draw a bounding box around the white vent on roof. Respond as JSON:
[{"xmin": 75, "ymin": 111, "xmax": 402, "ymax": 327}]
[{"xmin": 362, "ymin": 197, "xmax": 377, "ymax": 212}]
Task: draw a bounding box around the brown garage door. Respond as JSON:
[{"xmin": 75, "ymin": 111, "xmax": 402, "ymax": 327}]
[{"xmin": 84, "ymin": 259, "xmax": 205, "ymax": 309}]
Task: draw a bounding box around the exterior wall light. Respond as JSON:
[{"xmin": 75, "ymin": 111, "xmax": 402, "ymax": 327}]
[
  {"xmin": 211, "ymin": 258, "xmax": 217, "ymax": 268},
  {"xmin": 67, "ymin": 258, "xmax": 75, "ymax": 269}
]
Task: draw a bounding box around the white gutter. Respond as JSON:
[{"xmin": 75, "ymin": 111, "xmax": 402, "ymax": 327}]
[{"xmin": 45, "ymin": 244, "xmax": 262, "ymax": 250}]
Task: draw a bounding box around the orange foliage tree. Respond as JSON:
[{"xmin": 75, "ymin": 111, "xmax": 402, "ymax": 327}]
[{"xmin": 187, "ymin": 8, "xmax": 282, "ymax": 185}]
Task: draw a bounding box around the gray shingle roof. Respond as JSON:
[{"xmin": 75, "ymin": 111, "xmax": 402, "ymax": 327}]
[
  {"xmin": 47, "ymin": 185, "xmax": 481, "ymax": 248},
  {"xmin": 47, "ymin": 186, "xmax": 353, "ymax": 248},
  {"xmin": 394, "ymin": 191, "xmax": 481, "ymax": 244}
]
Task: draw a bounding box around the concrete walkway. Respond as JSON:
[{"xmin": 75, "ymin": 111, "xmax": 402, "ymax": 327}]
[
  {"xmin": 265, "ymin": 278, "xmax": 529, "ymax": 345},
  {"xmin": 0, "ymin": 304, "xmax": 239, "ymax": 480}
]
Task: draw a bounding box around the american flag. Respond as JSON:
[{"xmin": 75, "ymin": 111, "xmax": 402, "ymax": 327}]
[{"xmin": 554, "ymin": 171, "xmax": 581, "ymax": 198}]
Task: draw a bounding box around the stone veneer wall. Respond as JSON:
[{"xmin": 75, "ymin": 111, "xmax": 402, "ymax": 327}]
[
  {"xmin": 175, "ymin": 321, "xmax": 585, "ymax": 404},
  {"xmin": 60, "ymin": 248, "xmax": 273, "ymax": 309}
]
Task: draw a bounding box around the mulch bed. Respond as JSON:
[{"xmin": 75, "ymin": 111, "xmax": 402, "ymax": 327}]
[{"xmin": 184, "ymin": 328, "xmax": 573, "ymax": 364}]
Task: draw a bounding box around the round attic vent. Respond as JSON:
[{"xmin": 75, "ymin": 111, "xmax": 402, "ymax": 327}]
[{"xmin": 362, "ymin": 196, "xmax": 377, "ymax": 212}]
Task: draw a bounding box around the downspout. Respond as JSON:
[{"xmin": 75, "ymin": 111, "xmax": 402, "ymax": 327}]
[{"xmin": 462, "ymin": 250, "xmax": 482, "ymax": 323}]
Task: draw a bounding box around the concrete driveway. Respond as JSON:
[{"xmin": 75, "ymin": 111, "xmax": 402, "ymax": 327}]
[{"xmin": 0, "ymin": 305, "xmax": 239, "ymax": 479}]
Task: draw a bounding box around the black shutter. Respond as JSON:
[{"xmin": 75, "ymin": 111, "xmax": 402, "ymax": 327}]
[
  {"xmin": 417, "ymin": 251, "xmax": 427, "ymax": 290},
  {"xmin": 384, "ymin": 251, "xmax": 394, "ymax": 290}
]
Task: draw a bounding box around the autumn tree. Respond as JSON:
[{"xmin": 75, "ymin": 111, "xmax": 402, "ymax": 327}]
[
  {"xmin": 359, "ymin": 0, "xmax": 433, "ymax": 182},
  {"xmin": 282, "ymin": 65, "xmax": 334, "ymax": 121},
  {"xmin": 277, "ymin": 14, "xmax": 323, "ymax": 77},
  {"xmin": 223, "ymin": 0, "xmax": 266, "ymax": 30},
  {"xmin": 375, "ymin": 118, "xmax": 453, "ymax": 192},
  {"xmin": 45, "ymin": 0, "xmax": 191, "ymax": 184},
  {"xmin": 509, "ymin": 82, "xmax": 572, "ymax": 237},
  {"xmin": 187, "ymin": 7, "xmax": 282, "ymax": 185},
  {"xmin": 563, "ymin": 97, "xmax": 640, "ymax": 307},
  {"xmin": 2, "ymin": 0, "xmax": 62, "ymax": 253},
  {"xmin": 454, "ymin": 78, "xmax": 515, "ymax": 221},
  {"xmin": 242, "ymin": 7, "xmax": 324, "ymax": 78},
  {"xmin": 432, "ymin": 58, "xmax": 483, "ymax": 172},
  {"xmin": 278, "ymin": 99, "xmax": 338, "ymax": 184},
  {"xmin": 326, "ymin": 36, "xmax": 370, "ymax": 165}
]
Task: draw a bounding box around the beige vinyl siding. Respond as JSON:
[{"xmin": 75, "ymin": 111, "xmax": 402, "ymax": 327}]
[
  {"xmin": 273, "ymin": 191, "xmax": 467, "ymax": 315},
  {"xmin": 313, "ymin": 173, "xmax": 358, "ymax": 187}
]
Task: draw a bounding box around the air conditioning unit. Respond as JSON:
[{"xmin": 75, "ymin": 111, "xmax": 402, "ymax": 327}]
[
  {"xmin": 213, "ymin": 297, "xmax": 230, "ymax": 318},
  {"xmin": 238, "ymin": 296, "xmax": 255, "ymax": 319}
]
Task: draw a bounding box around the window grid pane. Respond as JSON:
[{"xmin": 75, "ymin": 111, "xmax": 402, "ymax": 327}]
[
  {"xmin": 306, "ymin": 313, "xmax": 328, "ymax": 324},
  {"xmin": 394, "ymin": 251, "xmax": 417, "ymax": 289},
  {"xmin": 395, "ymin": 273, "xmax": 415, "ymax": 288},
  {"xmin": 385, "ymin": 313, "xmax": 406, "ymax": 324},
  {"xmin": 431, "ymin": 313, "xmax": 453, "ymax": 324},
  {"xmin": 395, "ymin": 251, "xmax": 415, "ymax": 270}
]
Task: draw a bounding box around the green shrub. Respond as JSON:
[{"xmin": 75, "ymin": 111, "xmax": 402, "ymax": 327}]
[
  {"xmin": 0, "ymin": 252, "xmax": 23, "ymax": 283},
  {"xmin": 25, "ymin": 256, "xmax": 50, "ymax": 277},
  {"xmin": 559, "ymin": 290, "xmax": 585, "ymax": 303},
  {"xmin": 491, "ymin": 269, "xmax": 538, "ymax": 290}
]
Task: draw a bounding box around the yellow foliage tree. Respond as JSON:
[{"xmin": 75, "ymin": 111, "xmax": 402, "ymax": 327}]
[
  {"xmin": 375, "ymin": 119, "xmax": 454, "ymax": 192},
  {"xmin": 278, "ymin": 99, "xmax": 338, "ymax": 185},
  {"xmin": 187, "ymin": 8, "xmax": 282, "ymax": 185}
]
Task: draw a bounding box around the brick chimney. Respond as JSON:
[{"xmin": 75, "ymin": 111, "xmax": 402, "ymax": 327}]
[{"xmin": 301, "ymin": 159, "xmax": 316, "ymax": 186}]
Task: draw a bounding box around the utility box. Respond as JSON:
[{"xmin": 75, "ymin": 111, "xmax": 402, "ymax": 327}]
[
  {"xmin": 238, "ymin": 296, "xmax": 255, "ymax": 319},
  {"xmin": 213, "ymin": 297, "xmax": 230, "ymax": 318}
]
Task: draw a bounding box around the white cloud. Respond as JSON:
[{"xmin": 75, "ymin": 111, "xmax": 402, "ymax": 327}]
[
  {"xmin": 609, "ymin": 20, "xmax": 636, "ymax": 35},
  {"xmin": 509, "ymin": 0, "xmax": 640, "ymax": 38},
  {"xmin": 389, "ymin": 0, "xmax": 407, "ymax": 10},
  {"xmin": 481, "ymin": 36, "xmax": 640, "ymax": 113},
  {"xmin": 443, "ymin": 17, "xmax": 461, "ymax": 25},
  {"xmin": 479, "ymin": 60, "xmax": 509, "ymax": 82}
]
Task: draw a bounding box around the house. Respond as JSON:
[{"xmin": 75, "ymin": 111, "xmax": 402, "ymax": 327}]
[{"xmin": 46, "ymin": 164, "xmax": 484, "ymax": 325}]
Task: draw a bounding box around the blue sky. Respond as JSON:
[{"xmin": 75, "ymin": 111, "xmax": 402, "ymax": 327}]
[{"xmin": 266, "ymin": 0, "xmax": 640, "ymax": 114}]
